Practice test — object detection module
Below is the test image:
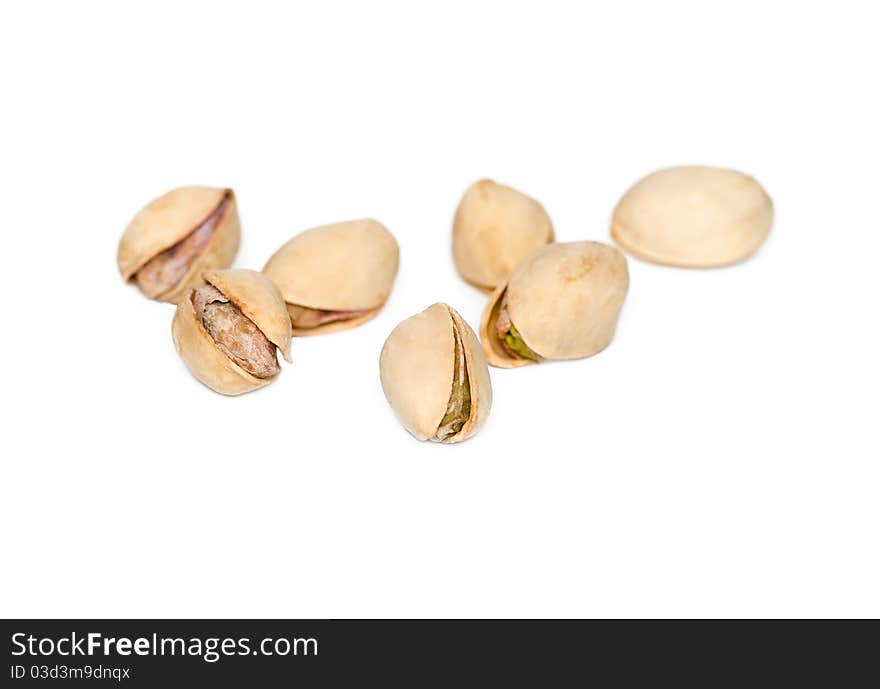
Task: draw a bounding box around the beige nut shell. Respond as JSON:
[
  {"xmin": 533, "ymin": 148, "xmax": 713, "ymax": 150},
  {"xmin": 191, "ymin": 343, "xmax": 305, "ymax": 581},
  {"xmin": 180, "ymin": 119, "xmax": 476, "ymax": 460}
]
[
  {"xmin": 480, "ymin": 241, "xmax": 629, "ymax": 368},
  {"xmin": 117, "ymin": 186, "xmax": 241, "ymax": 303},
  {"xmin": 171, "ymin": 269, "xmax": 292, "ymax": 395},
  {"xmin": 611, "ymin": 166, "xmax": 773, "ymax": 268},
  {"xmin": 452, "ymin": 179, "xmax": 554, "ymax": 291},
  {"xmin": 263, "ymin": 219, "xmax": 399, "ymax": 335},
  {"xmin": 379, "ymin": 303, "xmax": 492, "ymax": 443}
]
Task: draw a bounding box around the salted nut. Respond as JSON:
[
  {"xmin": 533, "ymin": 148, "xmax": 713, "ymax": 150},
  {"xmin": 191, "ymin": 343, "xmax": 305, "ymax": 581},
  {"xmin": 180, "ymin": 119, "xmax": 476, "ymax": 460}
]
[
  {"xmin": 480, "ymin": 241, "xmax": 629, "ymax": 368},
  {"xmin": 380, "ymin": 303, "xmax": 492, "ymax": 444},
  {"xmin": 117, "ymin": 186, "xmax": 241, "ymax": 303},
  {"xmin": 263, "ymin": 219, "xmax": 399, "ymax": 336},
  {"xmin": 172, "ymin": 269, "xmax": 292, "ymax": 395},
  {"xmin": 452, "ymin": 179, "xmax": 554, "ymax": 291},
  {"xmin": 611, "ymin": 165, "xmax": 773, "ymax": 267}
]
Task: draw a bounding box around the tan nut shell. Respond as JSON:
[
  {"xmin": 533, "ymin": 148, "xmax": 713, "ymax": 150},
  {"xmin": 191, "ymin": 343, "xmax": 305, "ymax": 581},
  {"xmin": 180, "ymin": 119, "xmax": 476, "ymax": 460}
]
[
  {"xmin": 380, "ymin": 303, "xmax": 492, "ymax": 443},
  {"xmin": 452, "ymin": 179, "xmax": 554, "ymax": 291},
  {"xmin": 263, "ymin": 219, "xmax": 399, "ymax": 335},
  {"xmin": 480, "ymin": 241, "xmax": 629, "ymax": 368},
  {"xmin": 611, "ymin": 166, "xmax": 773, "ymax": 267},
  {"xmin": 171, "ymin": 269, "xmax": 292, "ymax": 395},
  {"xmin": 117, "ymin": 186, "xmax": 241, "ymax": 303}
]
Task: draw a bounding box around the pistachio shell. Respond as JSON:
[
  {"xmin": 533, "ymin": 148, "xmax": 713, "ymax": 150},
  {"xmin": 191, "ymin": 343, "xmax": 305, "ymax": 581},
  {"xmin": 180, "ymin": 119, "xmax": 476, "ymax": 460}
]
[
  {"xmin": 118, "ymin": 186, "xmax": 241, "ymax": 303},
  {"xmin": 480, "ymin": 241, "xmax": 629, "ymax": 368},
  {"xmin": 380, "ymin": 303, "xmax": 492, "ymax": 443},
  {"xmin": 263, "ymin": 219, "xmax": 399, "ymax": 335},
  {"xmin": 452, "ymin": 179, "xmax": 554, "ymax": 291},
  {"xmin": 611, "ymin": 166, "xmax": 773, "ymax": 267},
  {"xmin": 171, "ymin": 269, "xmax": 291, "ymax": 395}
]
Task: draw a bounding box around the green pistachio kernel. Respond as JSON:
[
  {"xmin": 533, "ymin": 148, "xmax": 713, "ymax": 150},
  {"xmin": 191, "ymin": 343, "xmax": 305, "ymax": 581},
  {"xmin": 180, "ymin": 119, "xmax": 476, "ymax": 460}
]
[{"xmin": 502, "ymin": 323, "xmax": 540, "ymax": 361}]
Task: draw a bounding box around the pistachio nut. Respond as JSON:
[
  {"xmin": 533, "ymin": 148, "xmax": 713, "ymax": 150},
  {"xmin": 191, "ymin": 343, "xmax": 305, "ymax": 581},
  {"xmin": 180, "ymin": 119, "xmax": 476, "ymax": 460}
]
[
  {"xmin": 263, "ymin": 219, "xmax": 399, "ymax": 336},
  {"xmin": 480, "ymin": 241, "xmax": 629, "ymax": 368},
  {"xmin": 611, "ymin": 166, "xmax": 773, "ymax": 267},
  {"xmin": 171, "ymin": 269, "xmax": 292, "ymax": 395},
  {"xmin": 452, "ymin": 179, "xmax": 554, "ymax": 291},
  {"xmin": 117, "ymin": 186, "xmax": 241, "ymax": 303},
  {"xmin": 380, "ymin": 303, "xmax": 492, "ymax": 443}
]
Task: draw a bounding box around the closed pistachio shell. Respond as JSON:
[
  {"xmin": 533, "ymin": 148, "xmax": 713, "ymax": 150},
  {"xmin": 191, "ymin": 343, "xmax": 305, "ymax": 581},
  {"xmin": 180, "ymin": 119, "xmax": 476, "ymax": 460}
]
[
  {"xmin": 172, "ymin": 269, "xmax": 291, "ymax": 395},
  {"xmin": 380, "ymin": 303, "xmax": 492, "ymax": 443},
  {"xmin": 480, "ymin": 241, "xmax": 629, "ymax": 368},
  {"xmin": 263, "ymin": 219, "xmax": 399, "ymax": 335},
  {"xmin": 611, "ymin": 166, "xmax": 773, "ymax": 267},
  {"xmin": 117, "ymin": 186, "xmax": 241, "ymax": 303},
  {"xmin": 452, "ymin": 179, "xmax": 554, "ymax": 291}
]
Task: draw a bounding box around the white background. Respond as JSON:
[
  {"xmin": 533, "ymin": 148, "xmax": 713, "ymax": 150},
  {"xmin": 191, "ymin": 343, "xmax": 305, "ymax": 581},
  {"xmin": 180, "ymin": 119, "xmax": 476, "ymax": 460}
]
[{"xmin": 1, "ymin": 1, "xmax": 878, "ymax": 618}]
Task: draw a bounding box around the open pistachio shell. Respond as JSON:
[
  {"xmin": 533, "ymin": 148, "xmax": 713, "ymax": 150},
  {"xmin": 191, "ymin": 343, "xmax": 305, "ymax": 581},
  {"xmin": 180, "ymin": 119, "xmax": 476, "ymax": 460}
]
[
  {"xmin": 263, "ymin": 219, "xmax": 399, "ymax": 336},
  {"xmin": 117, "ymin": 186, "xmax": 241, "ymax": 303},
  {"xmin": 611, "ymin": 166, "xmax": 773, "ymax": 267},
  {"xmin": 480, "ymin": 241, "xmax": 629, "ymax": 368},
  {"xmin": 380, "ymin": 303, "xmax": 492, "ymax": 444},
  {"xmin": 171, "ymin": 269, "xmax": 292, "ymax": 395},
  {"xmin": 452, "ymin": 179, "xmax": 554, "ymax": 291}
]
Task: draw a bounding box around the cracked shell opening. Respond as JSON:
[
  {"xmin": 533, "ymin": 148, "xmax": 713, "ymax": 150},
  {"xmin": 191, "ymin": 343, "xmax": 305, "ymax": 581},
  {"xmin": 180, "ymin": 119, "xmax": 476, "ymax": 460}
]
[
  {"xmin": 286, "ymin": 303, "xmax": 370, "ymax": 331},
  {"xmin": 487, "ymin": 289, "xmax": 541, "ymax": 364},
  {"xmin": 193, "ymin": 284, "xmax": 279, "ymax": 379},
  {"xmin": 433, "ymin": 315, "xmax": 473, "ymax": 442}
]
